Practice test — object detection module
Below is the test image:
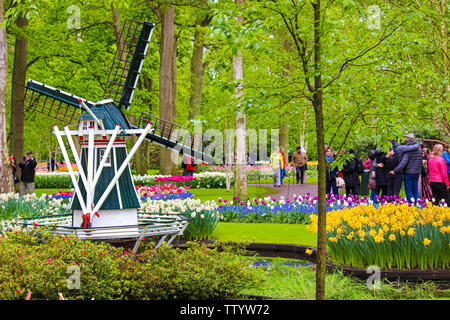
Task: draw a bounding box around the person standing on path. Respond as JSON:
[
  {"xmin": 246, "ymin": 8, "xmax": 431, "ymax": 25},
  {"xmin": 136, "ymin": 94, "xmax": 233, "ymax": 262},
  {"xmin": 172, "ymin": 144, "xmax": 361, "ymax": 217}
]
[
  {"xmin": 419, "ymin": 143, "xmax": 433, "ymax": 202},
  {"xmin": 384, "ymin": 147, "xmax": 403, "ymax": 197},
  {"xmin": 368, "ymin": 148, "xmax": 388, "ymax": 199},
  {"xmin": 443, "ymin": 145, "xmax": 450, "ymax": 183},
  {"xmin": 341, "ymin": 149, "xmax": 360, "ymax": 196},
  {"xmin": 280, "ymin": 148, "xmax": 287, "ymax": 185},
  {"xmin": 182, "ymin": 156, "xmax": 196, "ymax": 176},
  {"xmin": 428, "ymin": 144, "xmax": 450, "ymax": 205},
  {"xmin": 19, "ymin": 150, "xmax": 37, "ymax": 196},
  {"xmin": 390, "ymin": 134, "xmax": 422, "ymax": 203},
  {"xmin": 325, "ymin": 148, "xmax": 338, "ymax": 196},
  {"xmin": 9, "ymin": 154, "xmax": 17, "ymax": 187},
  {"xmin": 270, "ymin": 147, "xmax": 283, "ymax": 187},
  {"xmin": 292, "ymin": 146, "xmax": 308, "ymax": 184}
]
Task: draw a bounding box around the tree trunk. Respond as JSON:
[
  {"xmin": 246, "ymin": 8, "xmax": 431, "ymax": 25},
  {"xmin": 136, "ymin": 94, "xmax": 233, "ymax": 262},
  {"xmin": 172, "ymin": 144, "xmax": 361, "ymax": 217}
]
[
  {"xmin": 158, "ymin": 5, "xmax": 177, "ymax": 175},
  {"xmin": 10, "ymin": 14, "xmax": 28, "ymax": 165},
  {"xmin": 0, "ymin": 0, "xmax": 14, "ymax": 193},
  {"xmin": 188, "ymin": 0, "xmax": 209, "ymax": 120},
  {"xmin": 233, "ymin": 0, "xmax": 248, "ymax": 202},
  {"xmin": 279, "ymin": 119, "xmax": 290, "ymax": 154},
  {"xmin": 299, "ymin": 108, "xmax": 309, "ymax": 153},
  {"xmin": 312, "ymin": 0, "xmax": 327, "ymax": 300}
]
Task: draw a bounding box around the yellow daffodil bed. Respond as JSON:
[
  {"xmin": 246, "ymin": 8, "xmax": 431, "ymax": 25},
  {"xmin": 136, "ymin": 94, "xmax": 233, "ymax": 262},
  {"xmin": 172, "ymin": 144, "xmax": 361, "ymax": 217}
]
[{"xmin": 307, "ymin": 203, "xmax": 450, "ymax": 270}]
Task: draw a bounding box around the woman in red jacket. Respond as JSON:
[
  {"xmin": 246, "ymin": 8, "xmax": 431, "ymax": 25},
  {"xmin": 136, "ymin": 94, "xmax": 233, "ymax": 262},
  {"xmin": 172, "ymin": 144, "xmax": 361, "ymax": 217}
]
[{"xmin": 428, "ymin": 144, "xmax": 450, "ymax": 205}]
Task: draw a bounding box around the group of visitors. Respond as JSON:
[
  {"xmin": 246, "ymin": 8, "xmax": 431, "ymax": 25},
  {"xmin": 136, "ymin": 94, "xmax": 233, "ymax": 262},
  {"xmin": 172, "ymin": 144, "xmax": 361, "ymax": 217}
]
[
  {"xmin": 324, "ymin": 147, "xmax": 365, "ymax": 197},
  {"xmin": 270, "ymin": 146, "xmax": 308, "ymax": 187},
  {"xmin": 325, "ymin": 134, "xmax": 450, "ymax": 205},
  {"xmin": 9, "ymin": 150, "xmax": 37, "ymax": 196}
]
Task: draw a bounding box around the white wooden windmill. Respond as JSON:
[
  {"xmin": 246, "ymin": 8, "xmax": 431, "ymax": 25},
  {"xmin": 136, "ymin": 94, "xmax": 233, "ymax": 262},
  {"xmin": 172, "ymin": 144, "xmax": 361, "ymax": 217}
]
[{"xmin": 23, "ymin": 19, "xmax": 215, "ymax": 242}]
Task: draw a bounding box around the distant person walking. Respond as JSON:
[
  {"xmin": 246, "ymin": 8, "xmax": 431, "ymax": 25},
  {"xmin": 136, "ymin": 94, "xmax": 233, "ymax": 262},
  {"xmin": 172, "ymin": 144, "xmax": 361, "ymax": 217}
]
[
  {"xmin": 292, "ymin": 146, "xmax": 308, "ymax": 184},
  {"xmin": 270, "ymin": 147, "xmax": 283, "ymax": 187},
  {"xmin": 428, "ymin": 144, "xmax": 450, "ymax": 205},
  {"xmin": 19, "ymin": 151, "xmax": 37, "ymax": 196}
]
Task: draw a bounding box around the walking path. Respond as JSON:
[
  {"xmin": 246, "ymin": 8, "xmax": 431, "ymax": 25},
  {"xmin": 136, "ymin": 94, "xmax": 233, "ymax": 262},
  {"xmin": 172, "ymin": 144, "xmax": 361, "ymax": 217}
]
[{"xmin": 249, "ymin": 182, "xmax": 318, "ymax": 201}]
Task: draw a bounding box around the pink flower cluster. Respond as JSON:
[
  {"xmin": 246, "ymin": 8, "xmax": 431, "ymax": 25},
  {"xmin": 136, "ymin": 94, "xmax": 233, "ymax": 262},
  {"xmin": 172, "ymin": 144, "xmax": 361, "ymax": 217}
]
[
  {"xmin": 135, "ymin": 184, "xmax": 191, "ymax": 198},
  {"xmin": 154, "ymin": 176, "xmax": 195, "ymax": 182}
]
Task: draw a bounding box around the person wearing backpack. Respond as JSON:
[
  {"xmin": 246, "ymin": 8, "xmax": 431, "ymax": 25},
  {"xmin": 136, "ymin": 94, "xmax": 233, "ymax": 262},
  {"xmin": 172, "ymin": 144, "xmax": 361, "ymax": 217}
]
[
  {"xmin": 368, "ymin": 148, "xmax": 388, "ymax": 198},
  {"xmin": 384, "ymin": 147, "xmax": 403, "ymax": 197},
  {"xmin": 341, "ymin": 149, "xmax": 361, "ymax": 196},
  {"xmin": 389, "ymin": 134, "xmax": 422, "ymax": 202}
]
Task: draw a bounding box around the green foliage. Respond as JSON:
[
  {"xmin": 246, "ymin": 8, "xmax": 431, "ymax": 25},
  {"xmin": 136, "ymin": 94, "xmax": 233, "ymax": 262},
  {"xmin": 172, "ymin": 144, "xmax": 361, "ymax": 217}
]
[
  {"xmin": 184, "ymin": 209, "xmax": 220, "ymax": 241},
  {"xmin": 136, "ymin": 241, "xmax": 262, "ymax": 300},
  {"xmin": 0, "ymin": 229, "xmax": 262, "ymax": 300},
  {"xmin": 243, "ymin": 257, "xmax": 448, "ymax": 300}
]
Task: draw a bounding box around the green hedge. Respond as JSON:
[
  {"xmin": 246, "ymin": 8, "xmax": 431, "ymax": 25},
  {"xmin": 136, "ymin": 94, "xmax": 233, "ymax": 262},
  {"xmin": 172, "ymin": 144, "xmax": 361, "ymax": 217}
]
[{"xmin": 0, "ymin": 229, "xmax": 261, "ymax": 300}]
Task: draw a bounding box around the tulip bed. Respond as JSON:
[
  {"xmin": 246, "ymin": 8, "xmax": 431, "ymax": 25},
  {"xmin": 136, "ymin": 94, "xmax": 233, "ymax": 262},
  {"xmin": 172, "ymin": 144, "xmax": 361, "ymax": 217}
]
[
  {"xmin": 136, "ymin": 184, "xmax": 193, "ymax": 201},
  {"xmin": 307, "ymin": 203, "xmax": 450, "ymax": 270},
  {"xmin": 134, "ymin": 172, "xmax": 232, "ymax": 189}
]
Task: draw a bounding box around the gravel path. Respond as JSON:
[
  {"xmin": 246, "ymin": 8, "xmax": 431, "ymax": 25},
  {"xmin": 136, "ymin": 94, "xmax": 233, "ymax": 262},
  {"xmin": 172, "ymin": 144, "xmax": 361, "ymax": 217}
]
[{"xmin": 249, "ymin": 182, "xmax": 318, "ymax": 201}]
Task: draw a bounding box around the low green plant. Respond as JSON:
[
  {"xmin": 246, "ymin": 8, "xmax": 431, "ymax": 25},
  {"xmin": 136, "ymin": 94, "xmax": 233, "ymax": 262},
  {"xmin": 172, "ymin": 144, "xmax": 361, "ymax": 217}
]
[
  {"xmin": 0, "ymin": 229, "xmax": 262, "ymax": 300},
  {"xmin": 137, "ymin": 241, "xmax": 262, "ymax": 300}
]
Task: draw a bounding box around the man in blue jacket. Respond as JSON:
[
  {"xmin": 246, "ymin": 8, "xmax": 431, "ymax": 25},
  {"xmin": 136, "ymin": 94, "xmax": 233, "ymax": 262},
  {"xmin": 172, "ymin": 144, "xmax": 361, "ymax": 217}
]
[
  {"xmin": 389, "ymin": 134, "xmax": 422, "ymax": 202},
  {"xmin": 443, "ymin": 145, "xmax": 450, "ymax": 182}
]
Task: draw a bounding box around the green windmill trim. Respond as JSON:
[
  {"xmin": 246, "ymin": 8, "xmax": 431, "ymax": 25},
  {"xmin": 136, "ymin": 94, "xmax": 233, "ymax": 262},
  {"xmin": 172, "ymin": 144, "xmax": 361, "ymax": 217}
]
[
  {"xmin": 70, "ymin": 146, "xmax": 140, "ymax": 211},
  {"xmin": 79, "ymin": 102, "xmax": 133, "ymax": 136}
]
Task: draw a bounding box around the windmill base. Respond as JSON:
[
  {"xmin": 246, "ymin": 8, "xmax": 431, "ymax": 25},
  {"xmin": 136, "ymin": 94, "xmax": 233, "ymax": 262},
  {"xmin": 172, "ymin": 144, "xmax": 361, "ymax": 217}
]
[{"xmin": 73, "ymin": 209, "xmax": 138, "ymax": 229}]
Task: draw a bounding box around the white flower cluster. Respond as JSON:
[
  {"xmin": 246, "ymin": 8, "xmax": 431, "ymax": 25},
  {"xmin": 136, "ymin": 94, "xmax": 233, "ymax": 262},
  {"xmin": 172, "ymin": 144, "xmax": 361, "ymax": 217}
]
[{"xmin": 139, "ymin": 198, "xmax": 223, "ymax": 220}]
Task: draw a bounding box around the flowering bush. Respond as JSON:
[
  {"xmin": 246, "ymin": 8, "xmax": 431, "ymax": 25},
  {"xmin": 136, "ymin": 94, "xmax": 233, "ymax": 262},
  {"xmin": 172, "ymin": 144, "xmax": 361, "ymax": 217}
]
[
  {"xmin": 307, "ymin": 203, "xmax": 450, "ymax": 270},
  {"xmin": 140, "ymin": 198, "xmax": 222, "ymax": 240}
]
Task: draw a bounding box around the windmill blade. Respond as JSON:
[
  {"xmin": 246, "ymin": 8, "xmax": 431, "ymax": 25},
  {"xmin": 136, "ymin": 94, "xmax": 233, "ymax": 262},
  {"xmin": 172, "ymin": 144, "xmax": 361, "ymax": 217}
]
[
  {"xmin": 25, "ymin": 79, "xmax": 95, "ymax": 126},
  {"xmin": 135, "ymin": 112, "xmax": 216, "ymax": 165},
  {"xmin": 104, "ymin": 19, "xmax": 155, "ymax": 111}
]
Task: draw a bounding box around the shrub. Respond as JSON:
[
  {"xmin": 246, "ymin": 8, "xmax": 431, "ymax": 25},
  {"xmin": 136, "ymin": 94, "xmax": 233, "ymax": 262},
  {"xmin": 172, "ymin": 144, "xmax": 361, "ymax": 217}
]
[
  {"xmin": 0, "ymin": 228, "xmax": 137, "ymax": 300},
  {"xmin": 136, "ymin": 241, "xmax": 262, "ymax": 299},
  {"xmin": 0, "ymin": 230, "xmax": 261, "ymax": 300}
]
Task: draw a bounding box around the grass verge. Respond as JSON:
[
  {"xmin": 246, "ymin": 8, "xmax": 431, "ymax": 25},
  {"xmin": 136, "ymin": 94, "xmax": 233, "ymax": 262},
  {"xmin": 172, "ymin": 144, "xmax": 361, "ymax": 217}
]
[{"xmin": 211, "ymin": 222, "xmax": 316, "ymax": 247}]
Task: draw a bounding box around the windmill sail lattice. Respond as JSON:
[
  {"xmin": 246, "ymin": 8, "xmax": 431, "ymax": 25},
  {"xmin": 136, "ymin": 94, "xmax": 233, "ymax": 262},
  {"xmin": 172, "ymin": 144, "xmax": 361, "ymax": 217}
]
[
  {"xmin": 24, "ymin": 80, "xmax": 94, "ymax": 126},
  {"xmin": 104, "ymin": 19, "xmax": 154, "ymax": 111}
]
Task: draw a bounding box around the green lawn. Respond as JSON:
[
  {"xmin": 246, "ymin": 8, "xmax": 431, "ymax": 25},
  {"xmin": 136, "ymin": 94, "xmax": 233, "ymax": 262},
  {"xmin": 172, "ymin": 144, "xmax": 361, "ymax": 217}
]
[
  {"xmin": 248, "ymin": 176, "xmax": 318, "ymax": 184},
  {"xmin": 190, "ymin": 186, "xmax": 277, "ymax": 203},
  {"xmin": 32, "ymin": 188, "xmax": 71, "ymax": 198},
  {"xmin": 211, "ymin": 222, "xmax": 317, "ymax": 247}
]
